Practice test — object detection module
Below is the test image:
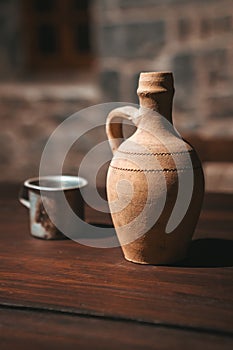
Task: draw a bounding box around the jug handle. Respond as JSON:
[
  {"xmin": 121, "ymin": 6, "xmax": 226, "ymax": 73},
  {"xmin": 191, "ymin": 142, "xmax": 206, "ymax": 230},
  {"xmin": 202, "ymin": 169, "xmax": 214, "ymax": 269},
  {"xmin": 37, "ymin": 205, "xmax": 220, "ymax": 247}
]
[
  {"xmin": 19, "ymin": 184, "xmax": 30, "ymax": 209},
  {"xmin": 106, "ymin": 106, "xmax": 139, "ymax": 154}
]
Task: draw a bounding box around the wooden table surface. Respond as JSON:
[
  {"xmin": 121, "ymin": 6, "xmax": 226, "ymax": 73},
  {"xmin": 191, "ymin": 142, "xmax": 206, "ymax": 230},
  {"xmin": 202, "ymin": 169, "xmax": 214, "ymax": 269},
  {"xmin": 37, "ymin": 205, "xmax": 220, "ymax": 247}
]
[{"xmin": 0, "ymin": 186, "xmax": 233, "ymax": 349}]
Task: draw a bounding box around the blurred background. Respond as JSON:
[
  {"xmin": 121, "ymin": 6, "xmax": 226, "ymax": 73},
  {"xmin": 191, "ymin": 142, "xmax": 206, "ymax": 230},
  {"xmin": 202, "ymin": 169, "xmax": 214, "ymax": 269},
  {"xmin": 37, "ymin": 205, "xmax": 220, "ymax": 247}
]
[{"xmin": 0, "ymin": 0, "xmax": 232, "ymax": 191}]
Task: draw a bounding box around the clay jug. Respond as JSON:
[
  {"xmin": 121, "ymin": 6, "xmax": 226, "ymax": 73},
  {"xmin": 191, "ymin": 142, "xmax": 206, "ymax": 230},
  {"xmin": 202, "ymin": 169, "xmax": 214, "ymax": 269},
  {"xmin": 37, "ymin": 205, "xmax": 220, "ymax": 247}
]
[{"xmin": 106, "ymin": 72, "xmax": 204, "ymax": 264}]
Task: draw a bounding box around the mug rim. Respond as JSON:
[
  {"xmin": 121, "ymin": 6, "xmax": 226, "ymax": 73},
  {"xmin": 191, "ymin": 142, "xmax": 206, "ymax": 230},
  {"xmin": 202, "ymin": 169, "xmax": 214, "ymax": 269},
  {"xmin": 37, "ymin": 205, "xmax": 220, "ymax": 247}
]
[{"xmin": 24, "ymin": 175, "xmax": 88, "ymax": 191}]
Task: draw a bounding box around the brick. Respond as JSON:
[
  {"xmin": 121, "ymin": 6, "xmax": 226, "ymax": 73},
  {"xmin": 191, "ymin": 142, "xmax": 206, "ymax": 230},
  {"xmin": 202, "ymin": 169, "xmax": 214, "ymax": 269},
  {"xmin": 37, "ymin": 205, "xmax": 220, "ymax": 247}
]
[
  {"xmin": 200, "ymin": 15, "xmax": 233, "ymax": 36},
  {"xmin": 201, "ymin": 49, "xmax": 228, "ymax": 85},
  {"xmin": 207, "ymin": 95, "xmax": 233, "ymax": 119},
  {"xmin": 99, "ymin": 25, "xmax": 122, "ymax": 57},
  {"xmin": 173, "ymin": 53, "xmax": 195, "ymax": 88},
  {"xmin": 98, "ymin": 0, "xmax": 120, "ymax": 10},
  {"xmin": 124, "ymin": 21, "xmax": 165, "ymax": 58},
  {"xmin": 214, "ymin": 16, "xmax": 233, "ymax": 32},
  {"xmin": 100, "ymin": 21, "xmax": 165, "ymax": 58},
  {"xmin": 178, "ymin": 18, "xmax": 192, "ymax": 40},
  {"xmin": 172, "ymin": 53, "xmax": 196, "ymax": 115},
  {"xmin": 119, "ymin": 0, "xmax": 162, "ymax": 7},
  {"xmin": 213, "ymin": 15, "xmax": 233, "ymax": 33},
  {"xmin": 100, "ymin": 70, "xmax": 120, "ymax": 101},
  {"xmin": 200, "ymin": 18, "xmax": 212, "ymax": 36},
  {"xmin": 119, "ymin": 0, "xmax": 216, "ymax": 7}
]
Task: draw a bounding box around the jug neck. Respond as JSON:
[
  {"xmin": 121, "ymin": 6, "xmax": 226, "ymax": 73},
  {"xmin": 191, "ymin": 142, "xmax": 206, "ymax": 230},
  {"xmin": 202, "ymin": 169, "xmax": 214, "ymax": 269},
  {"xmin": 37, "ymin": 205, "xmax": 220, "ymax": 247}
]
[{"xmin": 137, "ymin": 72, "xmax": 175, "ymax": 124}]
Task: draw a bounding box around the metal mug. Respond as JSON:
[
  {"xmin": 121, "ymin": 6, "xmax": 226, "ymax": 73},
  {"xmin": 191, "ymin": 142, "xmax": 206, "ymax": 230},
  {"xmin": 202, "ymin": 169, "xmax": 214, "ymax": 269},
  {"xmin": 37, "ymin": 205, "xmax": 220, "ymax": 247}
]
[{"xmin": 19, "ymin": 175, "xmax": 88, "ymax": 240}]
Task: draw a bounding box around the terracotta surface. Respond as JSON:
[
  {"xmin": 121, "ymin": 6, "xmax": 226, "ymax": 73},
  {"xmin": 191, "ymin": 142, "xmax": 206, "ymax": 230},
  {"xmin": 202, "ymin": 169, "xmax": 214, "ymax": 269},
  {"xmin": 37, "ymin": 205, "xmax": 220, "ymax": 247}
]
[{"xmin": 106, "ymin": 72, "xmax": 205, "ymax": 264}]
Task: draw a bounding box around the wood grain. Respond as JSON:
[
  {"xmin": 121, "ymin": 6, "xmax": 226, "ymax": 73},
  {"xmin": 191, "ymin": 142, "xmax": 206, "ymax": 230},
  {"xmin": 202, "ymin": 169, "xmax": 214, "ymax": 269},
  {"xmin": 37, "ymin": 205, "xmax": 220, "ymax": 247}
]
[
  {"xmin": 0, "ymin": 187, "xmax": 233, "ymax": 341},
  {"xmin": 1, "ymin": 308, "xmax": 232, "ymax": 350}
]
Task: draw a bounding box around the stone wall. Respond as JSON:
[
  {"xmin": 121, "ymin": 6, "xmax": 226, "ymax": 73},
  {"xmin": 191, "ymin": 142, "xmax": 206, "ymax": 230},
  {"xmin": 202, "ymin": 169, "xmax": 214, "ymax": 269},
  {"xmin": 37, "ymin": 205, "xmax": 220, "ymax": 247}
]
[
  {"xmin": 97, "ymin": 0, "xmax": 233, "ymax": 134},
  {"xmin": 0, "ymin": 83, "xmax": 100, "ymax": 183},
  {"xmin": 0, "ymin": 0, "xmax": 233, "ymax": 188}
]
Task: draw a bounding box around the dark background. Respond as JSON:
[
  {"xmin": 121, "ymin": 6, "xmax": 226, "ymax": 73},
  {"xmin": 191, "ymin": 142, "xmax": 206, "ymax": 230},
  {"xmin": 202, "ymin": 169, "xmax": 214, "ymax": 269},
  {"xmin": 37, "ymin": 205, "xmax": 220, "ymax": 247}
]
[{"xmin": 0, "ymin": 0, "xmax": 232, "ymax": 191}]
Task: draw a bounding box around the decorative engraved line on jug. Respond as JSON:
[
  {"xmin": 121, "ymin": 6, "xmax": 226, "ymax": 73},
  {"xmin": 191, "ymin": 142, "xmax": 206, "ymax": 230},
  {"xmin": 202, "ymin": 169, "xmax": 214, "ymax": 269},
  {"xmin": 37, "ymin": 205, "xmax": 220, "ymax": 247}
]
[
  {"xmin": 109, "ymin": 164, "xmax": 201, "ymax": 172},
  {"xmin": 117, "ymin": 149, "xmax": 194, "ymax": 156}
]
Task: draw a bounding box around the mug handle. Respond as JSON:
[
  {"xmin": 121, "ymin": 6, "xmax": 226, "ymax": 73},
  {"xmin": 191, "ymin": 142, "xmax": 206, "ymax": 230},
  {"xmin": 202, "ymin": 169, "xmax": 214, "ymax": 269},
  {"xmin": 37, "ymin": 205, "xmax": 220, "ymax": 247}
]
[
  {"xmin": 19, "ymin": 184, "xmax": 30, "ymax": 209},
  {"xmin": 106, "ymin": 106, "xmax": 139, "ymax": 154}
]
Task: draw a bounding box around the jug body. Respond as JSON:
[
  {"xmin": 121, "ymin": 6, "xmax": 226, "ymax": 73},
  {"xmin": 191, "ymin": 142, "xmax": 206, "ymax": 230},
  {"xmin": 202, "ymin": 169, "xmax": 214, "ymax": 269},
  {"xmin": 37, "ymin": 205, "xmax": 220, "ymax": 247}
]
[{"xmin": 106, "ymin": 72, "xmax": 204, "ymax": 264}]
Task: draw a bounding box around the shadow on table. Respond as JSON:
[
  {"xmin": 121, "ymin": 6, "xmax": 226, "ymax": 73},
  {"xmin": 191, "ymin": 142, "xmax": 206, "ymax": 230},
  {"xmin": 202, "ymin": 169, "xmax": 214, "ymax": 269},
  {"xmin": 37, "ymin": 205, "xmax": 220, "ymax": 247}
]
[{"xmin": 176, "ymin": 239, "xmax": 233, "ymax": 268}]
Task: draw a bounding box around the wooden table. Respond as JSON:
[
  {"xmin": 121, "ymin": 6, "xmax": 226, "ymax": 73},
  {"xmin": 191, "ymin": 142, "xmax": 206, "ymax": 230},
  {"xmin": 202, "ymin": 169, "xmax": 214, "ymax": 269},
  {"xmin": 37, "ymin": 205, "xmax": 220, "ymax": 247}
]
[{"xmin": 0, "ymin": 186, "xmax": 233, "ymax": 349}]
